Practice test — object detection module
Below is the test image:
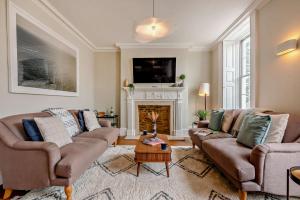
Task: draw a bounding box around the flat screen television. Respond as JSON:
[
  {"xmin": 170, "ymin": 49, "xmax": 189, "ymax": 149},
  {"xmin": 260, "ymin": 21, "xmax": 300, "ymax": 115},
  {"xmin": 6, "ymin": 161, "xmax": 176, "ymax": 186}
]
[{"xmin": 133, "ymin": 57, "xmax": 176, "ymax": 83}]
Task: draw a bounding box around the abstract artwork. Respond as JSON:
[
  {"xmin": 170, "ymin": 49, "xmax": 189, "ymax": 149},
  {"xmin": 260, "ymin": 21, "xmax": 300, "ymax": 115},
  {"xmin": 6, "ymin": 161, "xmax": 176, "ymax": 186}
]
[{"xmin": 8, "ymin": 2, "xmax": 79, "ymax": 96}]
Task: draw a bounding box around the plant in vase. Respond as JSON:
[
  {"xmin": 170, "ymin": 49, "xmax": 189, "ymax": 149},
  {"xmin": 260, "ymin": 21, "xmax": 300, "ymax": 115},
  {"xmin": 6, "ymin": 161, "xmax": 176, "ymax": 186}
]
[
  {"xmin": 178, "ymin": 74, "xmax": 186, "ymax": 87},
  {"xmin": 147, "ymin": 111, "xmax": 159, "ymax": 137},
  {"xmin": 194, "ymin": 110, "xmax": 208, "ymax": 121},
  {"xmin": 128, "ymin": 83, "xmax": 135, "ymax": 95}
]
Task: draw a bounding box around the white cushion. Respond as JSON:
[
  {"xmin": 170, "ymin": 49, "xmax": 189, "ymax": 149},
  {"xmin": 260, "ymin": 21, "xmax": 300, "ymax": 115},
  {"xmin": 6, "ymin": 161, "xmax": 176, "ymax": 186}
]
[
  {"xmin": 34, "ymin": 117, "xmax": 73, "ymax": 147},
  {"xmin": 257, "ymin": 113, "xmax": 289, "ymax": 143},
  {"xmin": 44, "ymin": 108, "xmax": 80, "ymax": 137},
  {"xmin": 83, "ymin": 111, "xmax": 101, "ymax": 131}
]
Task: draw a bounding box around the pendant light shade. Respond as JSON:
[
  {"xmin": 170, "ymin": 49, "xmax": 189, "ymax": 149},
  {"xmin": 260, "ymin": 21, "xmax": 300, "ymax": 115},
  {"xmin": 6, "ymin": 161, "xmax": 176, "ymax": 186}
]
[{"xmin": 135, "ymin": 0, "xmax": 171, "ymax": 42}]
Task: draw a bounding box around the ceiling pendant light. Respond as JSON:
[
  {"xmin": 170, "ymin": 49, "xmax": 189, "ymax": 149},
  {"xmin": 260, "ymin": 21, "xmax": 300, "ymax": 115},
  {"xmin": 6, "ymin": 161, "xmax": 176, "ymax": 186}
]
[{"xmin": 135, "ymin": 0, "xmax": 171, "ymax": 43}]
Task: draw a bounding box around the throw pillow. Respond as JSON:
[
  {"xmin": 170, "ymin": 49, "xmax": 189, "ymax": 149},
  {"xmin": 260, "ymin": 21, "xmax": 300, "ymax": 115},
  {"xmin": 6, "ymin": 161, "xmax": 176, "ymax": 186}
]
[
  {"xmin": 34, "ymin": 117, "xmax": 72, "ymax": 147},
  {"xmin": 221, "ymin": 109, "xmax": 235, "ymax": 133},
  {"xmin": 231, "ymin": 109, "xmax": 255, "ymax": 137},
  {"xmin": 44, "ymin": 108, "xmax": 80, "ymax": 137},
  {"xmin": 78, "ymin": 110, "xmax": 89, "ymax": 131},
  {"xmin": 22, "ymin": 119, "xmax": 43, "ymax": 141},
  {"xmin": 208, "ymin": 110, "xmax": 225, "ymax": 131},
  {"xmin": 257, "ymin": 113, "xmax": 289, "ymax": 143},
  {"xmin": 237, "ymin": 114, "xmax": 272, "ymax": 148},
  {"xmin": 83, "ymin": 111, "xmax": 101, "ymax": 131}
]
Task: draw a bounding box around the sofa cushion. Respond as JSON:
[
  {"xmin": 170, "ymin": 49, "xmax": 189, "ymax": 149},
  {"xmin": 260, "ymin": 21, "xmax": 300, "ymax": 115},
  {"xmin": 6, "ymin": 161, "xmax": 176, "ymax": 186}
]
[
  {"xmin": 56, "ymin": 137, "xmax": 107, "ymax": 178},
  {"xmin": 208, "ymin": 110, "xmax": 225, "ymax": 131},
  {"xmin": 22, "ymin": 119, "xmax": 43, "ymax": 141},
  {"xmin": 237, "ymin": 114, "xmax": 271, "ymax": 148},
  {"xmin": 257, "ymin": 113, "xmax": 289, "ymax": 143},
  {"xmin": 44, "ymin": 108, "xmax": 80, "ymax": 137},
  {"xmin": 231, "ymin": 109, "xmax": 254, "ymax": 137},
  {"xmin": 77, "ymin": 127, "xmax": 119, "ymax": 145},
  {"xmin": 34, "ymin": 117, "xmax": 73, "ymax": 147},
  {"xmin": 221, "ymin": 109, "xmax": 235, "ymax": 133},
  {"xmin": 83, "ymin": 111, "xmax": 101, "ymax": 131},
  {"xmin": 189, "ymin": 128, "xmax": 233, "ymax": 149},
  {"xmin": 78, "ymin": 110, "xmax": 88, "ymax": 131},
  {"xmin": 202, "ymin": 138, "xmax": 255, "ymax": 182}
]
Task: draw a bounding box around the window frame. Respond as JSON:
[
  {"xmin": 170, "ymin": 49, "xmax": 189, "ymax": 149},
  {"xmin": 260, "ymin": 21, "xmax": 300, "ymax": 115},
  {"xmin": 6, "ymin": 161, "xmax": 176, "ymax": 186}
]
[{"xmin": 239, "ymin": 35, "xmax": 251, "ymax": 109}]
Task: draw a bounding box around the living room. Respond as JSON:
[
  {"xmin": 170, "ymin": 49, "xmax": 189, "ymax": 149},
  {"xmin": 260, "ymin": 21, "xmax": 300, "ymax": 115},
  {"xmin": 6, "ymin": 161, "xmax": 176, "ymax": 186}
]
[{"xmin": 0, "ymin": 0, "xmax": 300, "ymax": 199}]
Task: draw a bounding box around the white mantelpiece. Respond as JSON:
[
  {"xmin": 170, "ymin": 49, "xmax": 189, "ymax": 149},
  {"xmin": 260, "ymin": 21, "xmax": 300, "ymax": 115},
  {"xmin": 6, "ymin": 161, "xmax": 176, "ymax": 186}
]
[{"xmin": 123, "ymin": 86, "xmax": 185, "ymax": 139}]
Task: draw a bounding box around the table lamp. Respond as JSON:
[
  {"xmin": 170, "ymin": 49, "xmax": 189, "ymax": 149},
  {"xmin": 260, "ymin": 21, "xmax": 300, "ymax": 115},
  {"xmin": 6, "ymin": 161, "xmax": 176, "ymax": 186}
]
[{"xmin": 198, "ymin": 83, "xmax": 210, "ymax": 111}]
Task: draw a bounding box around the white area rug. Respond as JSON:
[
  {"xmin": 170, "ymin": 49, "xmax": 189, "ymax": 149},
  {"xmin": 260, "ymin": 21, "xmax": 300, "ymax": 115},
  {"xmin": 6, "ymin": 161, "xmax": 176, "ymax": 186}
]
[{"xmin": 17, "ymin": 146, "xmax": 295, "ymax": 200}]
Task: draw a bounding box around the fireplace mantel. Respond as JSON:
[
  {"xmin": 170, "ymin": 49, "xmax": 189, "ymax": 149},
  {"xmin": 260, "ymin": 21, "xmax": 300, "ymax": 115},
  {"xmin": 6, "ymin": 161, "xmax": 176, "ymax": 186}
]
[{"xmin": 123, "ymin": 86, "xmax": 185, "ymax": 139}]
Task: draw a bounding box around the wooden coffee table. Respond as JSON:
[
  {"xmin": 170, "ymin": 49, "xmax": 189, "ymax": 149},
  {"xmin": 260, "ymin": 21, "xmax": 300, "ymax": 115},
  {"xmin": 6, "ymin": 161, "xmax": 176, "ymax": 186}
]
[{"xmin": 134, "ymin": 134, "xmax": 172, "ymax": 177}]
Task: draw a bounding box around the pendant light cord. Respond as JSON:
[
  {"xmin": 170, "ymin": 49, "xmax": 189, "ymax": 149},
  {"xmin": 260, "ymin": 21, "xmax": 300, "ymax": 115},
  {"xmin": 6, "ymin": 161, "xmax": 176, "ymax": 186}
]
[{"xmin": 153, "ymin": 0, "xmax": 155, "ymax": 17}]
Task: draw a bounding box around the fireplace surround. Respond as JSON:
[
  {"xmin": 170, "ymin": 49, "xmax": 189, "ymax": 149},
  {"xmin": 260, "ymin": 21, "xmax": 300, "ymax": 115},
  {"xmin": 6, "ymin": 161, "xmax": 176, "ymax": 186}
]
[{"xmin": 123, "ymin": 86, "xmax": 185, "ymax": 139}]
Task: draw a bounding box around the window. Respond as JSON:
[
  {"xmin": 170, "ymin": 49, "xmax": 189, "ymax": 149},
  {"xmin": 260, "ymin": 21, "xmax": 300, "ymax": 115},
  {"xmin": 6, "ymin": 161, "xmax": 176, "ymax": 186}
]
[
  {"xmin": 240, "ymin": 36, "xmax": 251, "ymax": 108},
  {"xmin": 222, "ymin": 18, "xmax": 251, "ymax": 109}
]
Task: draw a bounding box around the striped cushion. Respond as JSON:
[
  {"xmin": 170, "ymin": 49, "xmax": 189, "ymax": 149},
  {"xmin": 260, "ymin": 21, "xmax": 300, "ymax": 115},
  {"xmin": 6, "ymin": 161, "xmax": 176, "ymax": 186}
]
[{"xmin": 44, "ymin": 108, "xmax": 80, "ymax": 137}]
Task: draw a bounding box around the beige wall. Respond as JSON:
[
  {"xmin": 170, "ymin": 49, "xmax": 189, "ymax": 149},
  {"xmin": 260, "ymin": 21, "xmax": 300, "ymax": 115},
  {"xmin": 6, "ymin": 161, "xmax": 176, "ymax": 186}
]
[
  {"xmin": 211, "ymin": 43, "xmax": 222, "ymax": 109},
  {"xmin": 0, "ymin": 0, "xmax": 95, "ymax": 118},
  {"xmin": 256, "ymin": 0, "xmax": 300, "ymax": 115},
  {"xmin": 210, "ymin": 0, "xmax": 300, "ymax": 115},
  {"xmin": 94, "ymin": 52, "xmax": 120, "ymax": 114},
  {"xmin": 187, "ymin": 51, "xmax": 212, "ymax": 122}
]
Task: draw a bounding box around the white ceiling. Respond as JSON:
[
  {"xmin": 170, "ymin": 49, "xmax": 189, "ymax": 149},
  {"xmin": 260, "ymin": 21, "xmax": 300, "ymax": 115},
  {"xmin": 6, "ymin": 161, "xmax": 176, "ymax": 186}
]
[{"xmin": 47, "ymin": 0, "xmax": 255, "ymax": 49}]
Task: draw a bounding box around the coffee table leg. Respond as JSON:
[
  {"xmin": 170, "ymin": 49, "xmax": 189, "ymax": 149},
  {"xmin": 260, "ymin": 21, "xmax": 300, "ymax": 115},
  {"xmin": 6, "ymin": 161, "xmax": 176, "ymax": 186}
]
[
  {"xmin": 137, "ymin": 162, "xmax": 140, "ymax": 177},
  {"xmin": 165, "ymin": 162, "xmax": 170, "ymax": 177}
]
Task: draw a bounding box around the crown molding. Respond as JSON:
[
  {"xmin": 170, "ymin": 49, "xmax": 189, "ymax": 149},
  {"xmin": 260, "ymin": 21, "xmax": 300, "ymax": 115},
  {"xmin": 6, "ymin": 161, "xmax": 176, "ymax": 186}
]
[
  {"xmin": 33, "ymin": 0, "xmax": 97, "ymax": 51},
  {"xmin": 115, "ymin": 43, "xmax": 211, "ymax": 51},
  {"xmin": 211, "ymin": 0, "xmax": 271, "ymax": 48},
  {"xmin": 116, "ymin": 42, "xmax": 193, "ymax": 49},
  {"xmin": 95, "ymin": 46, "xmax": 120, "ymax": 52},
  {"xmin": 188, "ymin": 46, "xmax": 211, "ymax": 52}
]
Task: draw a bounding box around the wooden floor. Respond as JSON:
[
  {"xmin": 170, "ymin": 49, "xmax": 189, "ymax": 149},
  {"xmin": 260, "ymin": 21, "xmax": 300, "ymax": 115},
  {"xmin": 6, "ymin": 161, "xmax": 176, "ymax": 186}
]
[{"xmin": 0, "ymin": 136, "xmax": 192, "ymax": 199}]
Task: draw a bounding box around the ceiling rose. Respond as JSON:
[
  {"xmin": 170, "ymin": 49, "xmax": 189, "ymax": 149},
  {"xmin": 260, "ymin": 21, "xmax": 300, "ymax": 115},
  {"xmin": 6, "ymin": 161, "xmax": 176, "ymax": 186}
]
[{"xmin": 135, "ymin": 0, "xmax": 171, "ymax": 43}]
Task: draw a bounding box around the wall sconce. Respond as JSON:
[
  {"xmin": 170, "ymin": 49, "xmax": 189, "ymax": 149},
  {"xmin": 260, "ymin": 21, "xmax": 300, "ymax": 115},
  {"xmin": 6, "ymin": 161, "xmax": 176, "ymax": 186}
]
[{"xmin": 276, "ymin": 39, "xmax": 298, "ymax": 56}]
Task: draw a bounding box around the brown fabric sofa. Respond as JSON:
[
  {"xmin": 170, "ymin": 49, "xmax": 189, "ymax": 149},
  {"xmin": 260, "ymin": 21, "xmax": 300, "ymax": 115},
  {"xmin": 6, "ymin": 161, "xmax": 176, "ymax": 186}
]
[
  {"xmin": 0, "ymin": 110, "xmax": 119, "ymax": 200},
  {"xmin": 189, "ymin": 111, "xmax": 300, "ymax": 199}
]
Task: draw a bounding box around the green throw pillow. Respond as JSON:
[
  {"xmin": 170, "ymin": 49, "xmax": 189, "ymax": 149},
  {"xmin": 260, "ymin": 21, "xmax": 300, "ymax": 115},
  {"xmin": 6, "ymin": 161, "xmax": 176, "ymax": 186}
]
[
  {"xmin": 208, "ymin": 110, "xmax": 225, "ymax": 131},
  {"xmin": 237, "ymin": 114, "xmax": 272, "ymax": 148}
]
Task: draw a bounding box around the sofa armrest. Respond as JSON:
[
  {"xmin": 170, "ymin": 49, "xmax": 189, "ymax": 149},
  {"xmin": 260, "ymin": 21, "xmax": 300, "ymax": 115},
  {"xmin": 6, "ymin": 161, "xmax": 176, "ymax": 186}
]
[
  {"xmin": 0, "ymin": 140, "xmax": 61, "ymax": 189},
  {"xmin": 250, "ymin": 143, "xmax": 300, "ymax": 195},
  {"xmin": 99, "ymin": 119, "xmax": 111, "ymax": 127},
  {"xmin": 197, "ymin": 120, "xmax": 209, "ymax": 128}
]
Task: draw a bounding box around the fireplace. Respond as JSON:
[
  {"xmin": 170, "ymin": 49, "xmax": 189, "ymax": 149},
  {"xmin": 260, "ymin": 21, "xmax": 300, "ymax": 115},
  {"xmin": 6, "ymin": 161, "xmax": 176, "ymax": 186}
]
[
  {"xmin": 123, "ymin": 86, "xmax": 184, "ymax": 139},
  {"xmin": 138, "ymin": 105, "xmax": 171, "ymax": 135},
  {"xmin": 135, "ymin": 101, "xmax": 174, "ymax": 135}
]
